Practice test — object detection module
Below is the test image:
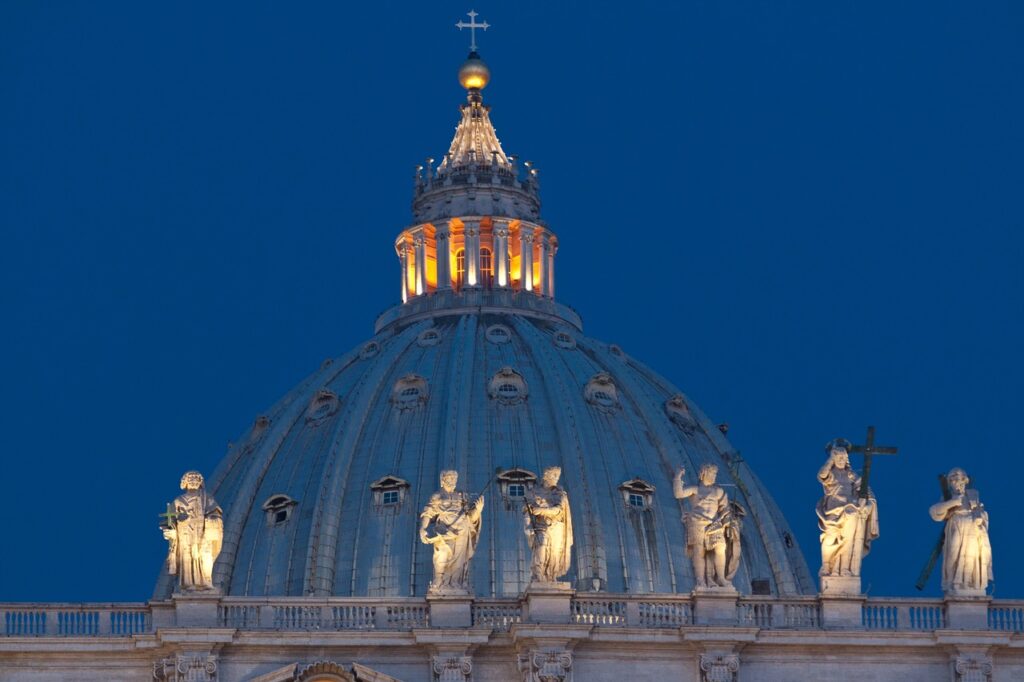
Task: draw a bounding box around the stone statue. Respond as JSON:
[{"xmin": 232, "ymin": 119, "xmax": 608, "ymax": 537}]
[
  {"xmin": 929, "ymin": 467, "xmax": 992, "ymax": 596},
  {"xmin": 524, "ymin": 466, "xmax": 574, "ymax": 583},
  {"xmin": 419, "ymin": 470, "xmax": 485, "ymax": 595},
  {"xmin": 816, "ymin": 439, "xmax": 879, "ymax": 578},
  {"xmin": 673, "ymin": 463, "xmax": 743, "ymax": 589},
  {"xmin": 161, "ymin": 471, "xmax": 223, "ymax": 592}
]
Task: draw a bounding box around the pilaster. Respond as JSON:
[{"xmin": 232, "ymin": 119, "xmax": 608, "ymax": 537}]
[
  {"xmin": 819, "ymin": 575, "xmax": 865, "ymax": 628},
  {"xmin": 436, "ymin": 225, "xmax": 452, "ymax": 289},
  {"xmin": 537, "ymin": 232, "xmax": 550, "ymax": 296},
  {"xmin": 153, "ymin": 652, "xmax": 218, "ymax": 682},
  {"xmin": 699, "ymin": 651, "xmax": 740, "ymax": 682},
  {"xmin": 692, "ymin": 587, "xmax": 739, "ymax": 626},
  {"xmin": 399, "ymin": 242, "xmax": 410, "ymax": 303},
  {"xmin": 494, "ymin": 219, "xmax": 510, "ymax": 287},
  {"xmin": 172, "ymin": 591, "xmax": 221, "ymax": 627},
  {"xmin": 427, "ymin": 593, "xmax": 473, "ymax": 628},
  {"xmin": 953, "ymin": 651, "xmax": 994, "ymax": 682},
  {"xmin": 523, "ymin": 582, "xmax": 573, "ymax": 624},
  {"xmin": 465, "ymin": 220, "xmax": 480, "ymax": 287},
  {"xmin": 414, "ymin": 233, "xmax": 427, "ymax": 295},
  {"xmin": 945, "ymin": 594, "xmax": 991, "ymax": 630},
  {"xmin": 519, "ymin": 226, "xmax": 534, "ymax": 292}
]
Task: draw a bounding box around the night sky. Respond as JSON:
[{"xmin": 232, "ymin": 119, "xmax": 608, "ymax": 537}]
[{"xmin": 2, "ymin": 1, "xmax": 1022, "ymax": 602}]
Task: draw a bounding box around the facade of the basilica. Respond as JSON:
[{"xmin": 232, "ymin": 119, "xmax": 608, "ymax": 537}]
[{"xmin": 1, "ymin": 17, "xmax": 1020, "ymax": 682}]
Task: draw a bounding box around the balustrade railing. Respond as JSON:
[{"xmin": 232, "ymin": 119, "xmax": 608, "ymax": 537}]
[
  {"xmin": 862, "ymin": 599, "xmax": 946, "ymax": 631},
  {"xmin": 4, "ymin": 596, "xmax": 1021, "ymax": 636},
  {"xmin": 2, "ymin": 604, "xmax": 150, "ymax": 637}
]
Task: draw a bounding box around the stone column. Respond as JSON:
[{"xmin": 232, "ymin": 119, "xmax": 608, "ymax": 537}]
[
  {"xmin": 414, "ymin": 234, "xmax": 427, "ymax": 296},
  {"xmin": 537, "ymin": 232, "xmax": 550, "ymax": 296},
  {"xmin": 548, "ymin": 242, "xmax": 557, "ymax": 298},
  {"xmin": 436, "ymin": 225, "xmax": 451, "ymax": 290},
  {"xmin": 465, "ymin": 220, "xmax": 480, "ymax": 287},
  {"xmin": 519, "ymin": 226, "xmax": 534, "ymax": 292},
  {"xmin": 399, "ymin": 242, "xmax": 410, "ymax": 303},
  {"xmin": 494, "ymin": 220, "xmax": 510, "ymax": 288}
]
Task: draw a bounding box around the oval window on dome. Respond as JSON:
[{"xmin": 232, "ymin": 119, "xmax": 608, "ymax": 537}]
[
  {"xmin": 360, "ymin": 341, "xmax": 381, "ymax": 359},
  {"xmin": 391, "ymin": 374, "xmax": 429, "ymax": 410},
  {"xmin": 486, "ymin": 324, "xmax": 512, "ymax": 344},
  {"xmin": 553, "ymin": 330, "xmax": 577, "ymax": 350},
  {"xmin": 417, "ymin": 328, "xmax": 442, "ymax": 347},
  {"xmin": 488, "ymin": 367, "xmax": 528, "ymax": 404},
  {"xmin": 305, "ymin": 389, "xmax": 340, "ymax": 424},
  {"xmin": 584, "ymin": 373, "xmax": 619, "ymax": 411}
]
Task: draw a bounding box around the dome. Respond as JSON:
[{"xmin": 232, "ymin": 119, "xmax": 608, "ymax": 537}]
[{"xmin": 154, "ymin": 45, "xmax": 814, "ymax": 600}]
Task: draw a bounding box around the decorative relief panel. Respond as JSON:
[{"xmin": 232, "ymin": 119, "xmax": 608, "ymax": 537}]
[
  {"xmin": 391, "ymin": 374, "xmax": 430, "ymax": 410},
  {"xmin": 954, "ymin": 654, "xmax": 993, "ymax": 682},
  {"xmin": 489, "ymin": 367, "xmax": 528, "ymax": 404},
  {"xmin": 584, "ymin": 372, "xmax": 619, "ymax": 411},
  {"xmin": 699, "ymin": 653, "xmax": 739, "ymax": 682},
  {"xmin": 518, "ymin": 649, "xmax": 572, "ymax": 682},
  {"xmin": 432, "ymin": 654, "xmax": 473, "ymax": 682},
  {"xmin": 153, "ymin": 652, "xmax": 218, "ymax": 682}
]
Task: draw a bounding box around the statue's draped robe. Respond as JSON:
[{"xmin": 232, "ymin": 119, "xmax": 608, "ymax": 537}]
[
  {"xmin": 931, "ymin": 493, "xmax": 992, "ymax": 592},
  {"xmin": 420, "ymin": 492, "xmax": 483, "ymax": 591},
  {"xmin": 169, "ymin": 490, "xmax": 223, "ymax": 591},
  {"xmin": 525, "ymin": 487, "xmax": 573, "ymax": 582},
  {"xmin": 816, "ymin": 465, "xmax": 879, "ymax": 576}
]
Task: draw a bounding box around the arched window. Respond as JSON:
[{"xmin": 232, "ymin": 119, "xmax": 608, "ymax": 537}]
[
  {"xmin": 455, "ymin": 249, "xmax": 466, "ymax": 289},
  {"xmin": 480, "ymin": 247, "xmax": 494, "ymax": 288}
]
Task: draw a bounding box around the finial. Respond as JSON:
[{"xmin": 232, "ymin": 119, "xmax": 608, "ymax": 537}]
[
  {"xmin": 456, "ymin": 11, "xmax": 491, "ymax": 91},
  {"xmin": 455, "ymin": 10, "xmax": 489, "ymax": 53}
]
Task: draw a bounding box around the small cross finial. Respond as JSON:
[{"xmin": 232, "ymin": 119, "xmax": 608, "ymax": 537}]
[{"xmin": 455, "ymin": 10, "xmax": 490, "ymax": 52}]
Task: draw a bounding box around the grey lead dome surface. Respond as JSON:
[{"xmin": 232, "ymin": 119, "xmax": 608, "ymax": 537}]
[
  {"xmin": 154, "ymin": 52, "xmax": 814, "ymax": 600},
  {"xmin": 154, "ymin": 299, "xmax": 813, "ymax": 599}
]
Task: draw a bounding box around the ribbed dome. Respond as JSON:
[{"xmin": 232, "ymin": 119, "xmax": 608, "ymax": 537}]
[{"xmin": 154, "ymin": 299, "xmax": 813, "ymax": 599}]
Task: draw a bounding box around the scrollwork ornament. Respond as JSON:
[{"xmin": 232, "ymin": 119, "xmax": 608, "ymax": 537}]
[
  {"xmin": 955, "ymin": 654, "xmax": 993, "ymax": 682},
  {"xmin": 432, "ymin": 655, "xmax": 473, "ymax": 682},
  {"xmin": 699, "ymin": 652, "xmax": 739, "ymax": 682}
]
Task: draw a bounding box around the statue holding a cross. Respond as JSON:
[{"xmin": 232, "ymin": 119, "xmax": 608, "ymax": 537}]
[
  {"xmin": 160, "ymin": 470, "xmax": 224, "ymax": 592},
  {"xmin": 928, "ymin": 467, "xmax": 992, "ymax": 596},
  {"xmin": 816, "ymin": 437, "xmax": 881, "ymax": 580}
]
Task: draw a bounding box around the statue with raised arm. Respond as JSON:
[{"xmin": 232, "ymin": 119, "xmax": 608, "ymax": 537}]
[
  {"xmin": 419, "ymin": 470, "xmax": 485, "ymax": 595},
  {"xmin": 524, "ymin": 466, "xmax": 574, "ymax": 584},
  {"xmin": 160, "ymin": 471, "xmax": 223, "ymax": 592},
  {"xmin": 929, "ymin": 467, "xmax": 992, "ymax": 596},
  {"xmin": 817, "ymin": 438, "xmax": 879, "ymax": 578},
  {"xmin": 673, "ymin": 463, "xmax": 743, "ymax": 589}
]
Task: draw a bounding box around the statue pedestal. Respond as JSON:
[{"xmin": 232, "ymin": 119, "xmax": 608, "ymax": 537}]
[
  {"xmin": 819, "ymin": 575, "xmax": 865, "ymax": 628},
  {"xmin": 426, "ymin": 592, "xmax": 473, "ymax": 628},
  {"xmin": 692, "ymin": 586, "xmax": 739, "ymax": 626},
  {"xmin": 524, "ymin": 582, "xmax": 574, "ymax": 624},
  {"xmin": 172, "ymin": 590, "xmax": 222, "ymax": 627},
  {"xmin": 945, "ymin": 593, "xmax": 991, "ymax": 630}
]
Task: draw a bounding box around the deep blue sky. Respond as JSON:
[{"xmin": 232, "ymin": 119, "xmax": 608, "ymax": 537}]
[{"xmin": 1, "ymin": 1, "xmax": 1022, "ymax": 601}]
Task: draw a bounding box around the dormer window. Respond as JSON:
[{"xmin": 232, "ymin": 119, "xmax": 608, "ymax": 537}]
[
  {"xmin": 417, "ymin": 328, "xmax": 442, "ymax": 347},
  {"xmin": 497, "ymin": 468, "xmax": 537, "ymax": 505},
  {"xmin": 370, "ymin": 475, "xmax": 410, "ymax": 509},
  {"xmin": 488, "ymin": 367, "xmax": 528, "ymax": 404},
  {"xmin": 262, "ymin": 494, "xmax": 297, "ymax": 527},
  {"xmin": 486, "ymin": 324, "xmax": 512, "ymax": 344},
  {"xmin": 305, "ymin": 389, "xmax": 340, "ymax": 425},
  {"xmin": 391, "ymin": 374, "xmax": 429, "ymax": 410},
  {"xmin": 553, "ymin": 330, "xmax": 577, "ymax": 350},
  {"xmin": 360, "ymin": 341, "xmax": 380, "ymax": 359},
  {"xmin": 619, "ymin": 478, "xmax": 654, "ymax": 510},
  {"xmin": 584, "ymin": 373, "xmax": 619, "ymax": 411}
]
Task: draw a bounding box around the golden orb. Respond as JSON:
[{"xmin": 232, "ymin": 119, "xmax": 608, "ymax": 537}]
[{"xmin": 458, "ymin": 53, "xmax": 490, "ymax": 91}]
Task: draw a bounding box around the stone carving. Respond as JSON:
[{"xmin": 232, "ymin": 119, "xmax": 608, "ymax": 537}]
[
  {"xmin": 816, "ymin": 439, "xmax": 879, "ymax": 578},
  {"xmin": 295, "ymin": 661, "xmax": 357, "ymax": 682},
  {"xmin": 674, "ymin": 464, "xmax": 743, "ymax": 589},
  {"xmin": 518, "ymin": 649, "xmax": 572, "ymax": 682},
  {"xmin": 930, "ymin": 468, "xmax": 993, "ymax": 596},
  {"xmin": 432, "ymin": 654, "xmax": 473, "ymax": 682},
  {"xmin": 954, "ymin": 653, "xmax": 993, "ymax": 682},
  {"xmin": 419, "ymin": 470, "xmax": 485, "ymax": 595},
  {"xmin": 699, "ymin": 652, "xmax": 740, "ymax": 682},
  {"xmin": 153, "ymin": 652, "xmax": 218, "ymax": 681},
  {"xmin": 161, "ymin": 471, "xmax": 223, "ymax": 592},
  {"xmin": 524, "ymin": 466, "xmax": 574, "ymax": 583}
]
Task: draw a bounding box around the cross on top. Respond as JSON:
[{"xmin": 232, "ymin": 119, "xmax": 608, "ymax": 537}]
[
  {"xmin": 456, "ymin": 10, "xmax": 490, "ymax": 52},
  {"xmin": 850, "ymin": 425, "xmax": 898, "ymax": 498}
]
